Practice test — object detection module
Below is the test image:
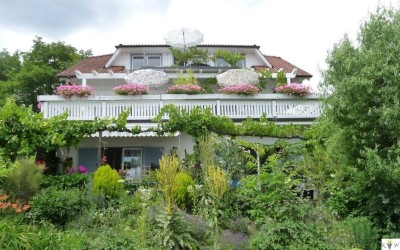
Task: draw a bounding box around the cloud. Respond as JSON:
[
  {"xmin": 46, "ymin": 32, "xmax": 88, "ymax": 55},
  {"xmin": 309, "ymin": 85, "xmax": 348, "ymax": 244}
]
[{"xmin": 0, "ymin": 0, "xmax": 170, "ymax": 37}]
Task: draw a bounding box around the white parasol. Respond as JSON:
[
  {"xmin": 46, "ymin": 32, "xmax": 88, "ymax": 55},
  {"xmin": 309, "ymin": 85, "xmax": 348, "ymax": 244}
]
[
  {"xmin": 164, "ymin": 28, "xmax": 204, "ymax": 49},
  {"xmin": 124, "ymin": 69, "xmax": 169, "ymax": 86},
  {"xmin": 216, "ymin": 69, "xmax": 259, "ymax": 87}
]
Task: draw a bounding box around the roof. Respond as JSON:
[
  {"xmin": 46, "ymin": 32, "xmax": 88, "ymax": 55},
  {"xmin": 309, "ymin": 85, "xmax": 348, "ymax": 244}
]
[
  {"xmin": 58, "ymin": 52, "xmax": 312, "ymax": 78},
  {"xmin": 115, "ymin": 44, "xmax": 260, "ymax": 49},
  {"xmin": 253, "ymin": 56, "xmax": 312, "ymax": 77},
  {"xmin": 58, "ymin": 54, "xmax": 125, "ymax": 78}
]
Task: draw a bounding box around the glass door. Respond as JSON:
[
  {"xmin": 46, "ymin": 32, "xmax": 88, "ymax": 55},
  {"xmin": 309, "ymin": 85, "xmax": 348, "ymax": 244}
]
[{"xmin": 122, "ymin": 148, "xmax": 143, "ymax": 180}]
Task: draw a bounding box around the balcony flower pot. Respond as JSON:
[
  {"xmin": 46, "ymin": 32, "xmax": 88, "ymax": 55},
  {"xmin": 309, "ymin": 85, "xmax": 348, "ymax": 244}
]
[
  {"xmin": 168, "ymin": 84, "xmax": 205, "ymax": 94},
  {"xmin": 113, "ymin": 83, "xmax": 149, "ymax": 95},
  {"xmin": 55, "ymin": 84, "xmax": 94, "ymax": 98},
  {"xmin": 273, "ymin": 83, "xmax": 311, "ymax": 97},
  {"xmin": 219, "ymin": 83, "xmax": 260, "ymax": 95}
]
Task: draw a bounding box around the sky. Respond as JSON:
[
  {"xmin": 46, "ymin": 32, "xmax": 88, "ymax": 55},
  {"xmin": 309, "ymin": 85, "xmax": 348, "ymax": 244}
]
[{"xmin": 0, "ymin": 0, "xmax": 398, "ymax": 89}]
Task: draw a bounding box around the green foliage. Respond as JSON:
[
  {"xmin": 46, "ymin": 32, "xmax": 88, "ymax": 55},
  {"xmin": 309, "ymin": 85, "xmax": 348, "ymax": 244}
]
[
  {"xmin": 2, "ymin": 158, "xmax": 44, "ymax": 201},
  {"xmin": 345, "ymin": 216, "xmax": 379, "ymax": 250},
  {"xmin": 0, "ymin": 217, "xmax": 37, "ymax": 249},
  {"xmin": 0, "ymin": 49, "xmax": 21, "ymax": 82},
  {"xmin": 153, "ymin": 104, "xmax": 302, "ymax": 139},
  {"xmin": 0, "ymin": 36, "xmax": 91, "ymax": 107},
  {"xmin": 29, "ymin": 187, "xmax": 89, "ymax": 226},
  {"xmin": 315, "ymin": 6, "xmax": 400, "ymax": 233},
  {"xmin": 92, "ymin": 164, "xmax": 124, "ymax": 199},
  {"xmin": 173, "ymin": 68, "xmax": 198, "ymax": 85},
  {"xmin": 153, "ymin": 208, "xmax": 198, "ymax": 250},
  {"xmin": 41, "ymin": 173, "xmax": 89, "ymax": 190},
  {"xmin": 212, "ymin": 50, "xmax": 245, "ymax": 67},
  {"xmin": 276, "ymin": 69, "xmax": 287, "ymax": 87},
  {"xmin": 257, "ymin": 69, "xmax": 272, "ymax": 89},
  {"xmin": 173, "ymin": 172, "xmax": 195, "ymax": 209},
  {"xmin": 169, "ymin": 47, "xmax": 209, "ymax": 67},
  {"xmin": 157, "ymin": 155, "xmax": 180, "ymax": 214}
]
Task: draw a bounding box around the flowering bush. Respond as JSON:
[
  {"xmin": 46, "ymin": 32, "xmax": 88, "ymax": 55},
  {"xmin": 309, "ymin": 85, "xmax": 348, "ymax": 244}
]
[
  {"xmin": 69, "ymin": 165, "xmax": 88, "ymax": 174},
  {"xmin": 55, "ymin": 84, "xmax": 94, "ymax": 98},
  {"xmin": 168, "ymin": 84, "xmax": 204, "ymax": 94},
  {"xmin": 0, "ymin": 194, "xmax": 30, "ymax": 214},
  {"xmin": 274, "ymin": 83, "xmax": 311, "ymax": 97},
  {"xmin": 219, "ymin": 84, "xmax": 260, "ymax": 95},
  {"xmin": 113, "ymin": 83, "xmax": 149, "ymax": 95}
]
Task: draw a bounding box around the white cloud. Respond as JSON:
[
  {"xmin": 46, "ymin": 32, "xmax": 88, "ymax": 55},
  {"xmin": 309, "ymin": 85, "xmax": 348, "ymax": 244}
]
[{"xmin": 0, "ymin": 0, "xmax": 397, "ymax": 88}]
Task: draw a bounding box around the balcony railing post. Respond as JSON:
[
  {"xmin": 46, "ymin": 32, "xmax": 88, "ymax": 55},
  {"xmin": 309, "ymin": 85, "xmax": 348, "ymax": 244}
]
[
  {"xmin": 102, "ymin": 101, "xmax": 106, "ymax": 118},
  {"xmin": 272, "ymin": 99, "xmax": 277, "ymax": 119},
  {"xmin": 42, "ymin": 102, "xmax": 48, "ymax": 118},
  {"xmin": 216, "ymin": 99, "xmax": 221, "ymax": 115}
]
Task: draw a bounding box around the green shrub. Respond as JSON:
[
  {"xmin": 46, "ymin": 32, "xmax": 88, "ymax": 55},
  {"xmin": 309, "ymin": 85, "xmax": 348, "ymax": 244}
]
[
  {"xmin": 41, "ymin": 173, "xmax": 89, "ymax": 190},
  {"xmin": 2, "ymin": 158, "xmax": 44, "ymax": 201},
  {"xmin": 92, "ymin": 164, "xmax": 123, "ymax": 199},
  {"xmin": 346, "ymin": 216, "xmax": 379, "ymax": 250},
  {"xmin": 28, "ymin": 187, "xmax": 89, "ymax": 226},
  {"xmin": 173, "ymin": 172, "xmax": 195, "ymax": 209},
  {"xmin": 0, "ymin": 217, "xmax": 37, "ymax": 249}
]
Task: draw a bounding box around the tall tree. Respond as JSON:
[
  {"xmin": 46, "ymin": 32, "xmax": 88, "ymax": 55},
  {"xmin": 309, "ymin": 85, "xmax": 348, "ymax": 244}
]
[{"xmin": 312, "ymin": 6, "xmax": 400, "ymax": 232}]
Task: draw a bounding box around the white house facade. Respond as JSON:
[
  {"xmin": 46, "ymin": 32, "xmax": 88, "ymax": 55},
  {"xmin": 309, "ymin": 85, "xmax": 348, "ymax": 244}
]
[{"xmin": 38, "ymin": 44, "xmax": 319, "ymax": 173}]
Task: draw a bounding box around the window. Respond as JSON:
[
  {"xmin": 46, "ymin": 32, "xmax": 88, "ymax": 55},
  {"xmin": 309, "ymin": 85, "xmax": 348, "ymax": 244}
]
[{"xmin": 131, "ymin": 53, "xmax": 162, "ymax": 70}]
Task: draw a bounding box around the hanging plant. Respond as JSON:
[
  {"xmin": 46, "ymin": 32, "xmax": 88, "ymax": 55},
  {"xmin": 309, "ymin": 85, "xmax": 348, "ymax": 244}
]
[
  {"xmin": 55, "ymin": 84, "xmax": 94, "ymax": 98},
  {"xmin": 113, "ymin": 83, "xmax": 149, "ymax": 95},
  {"xmin": 219, "ymin": 84, "xmax": 260, "ymax": 95},
  {"xmin": 274, "ymin": 83, "xmax": 311, "ymax": 97},
  {"xmin": 168, "ymin": 84, "xmax": 204, "ymax": 94}
]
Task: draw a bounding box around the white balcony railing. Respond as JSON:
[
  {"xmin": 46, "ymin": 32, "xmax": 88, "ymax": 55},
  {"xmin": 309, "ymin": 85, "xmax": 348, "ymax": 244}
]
[{"xmin": 38, "ymin": 94, "xmax": 321, "ymax": 124}]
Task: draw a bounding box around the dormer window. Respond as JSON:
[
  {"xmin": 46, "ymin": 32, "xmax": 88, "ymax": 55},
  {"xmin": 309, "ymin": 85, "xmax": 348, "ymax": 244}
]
[{"xmin": 131, "ymin": 53, "xmax": 162, "ymax": 70}]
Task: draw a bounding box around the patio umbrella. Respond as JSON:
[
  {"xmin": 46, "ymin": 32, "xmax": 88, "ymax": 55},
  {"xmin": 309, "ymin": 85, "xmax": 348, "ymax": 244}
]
[
  {"xmin": 216, "ymin": 69, "xmax": 259, "ymax": 87},
  {"xmin": 124, "ymin": 69, "xmax": 169, "ymax": 86},
  {"xmin": 164, "ymin": 28, "xmax": 204, "ymax": 49}
]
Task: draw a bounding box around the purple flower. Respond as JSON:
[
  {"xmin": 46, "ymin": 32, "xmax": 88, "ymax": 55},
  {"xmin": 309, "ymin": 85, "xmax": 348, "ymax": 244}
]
[
  {"xmin": 55, "ymin": 84, "xmax": 94, "ymax": 98},
  {"xmin": 113, "ymin": 83, "xmax": 149, "ymax": 95},
  {"xmin": 168, "ymin": 84, "xmax": 204, "ymax": 94},
  {"xmin": 68, "ymin": 167, "xmax": 76, "ymax": 173},
  {"xmin": 219, "ymin": 84, "xmax": 260, "ymax": 95},
  {"xmin": 274, "ymin": 83, "xmax": 311, "ymax": 97},
  {"xmin": 78, "ymin": 165, "xmax": 88, "ymax": 174}
]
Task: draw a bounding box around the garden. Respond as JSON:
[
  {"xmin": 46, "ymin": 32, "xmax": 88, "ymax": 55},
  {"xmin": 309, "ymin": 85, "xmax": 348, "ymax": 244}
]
[{"xmin": 0, "ymin": 98, "xmax": 379, "ymax": 249}]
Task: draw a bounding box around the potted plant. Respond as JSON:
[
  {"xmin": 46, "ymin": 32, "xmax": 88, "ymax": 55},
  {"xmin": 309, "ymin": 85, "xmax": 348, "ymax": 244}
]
[
  {"xmin": 55, "ymin": 84, "xmax": 94, "ymax": 98},
  {"xmin": 168, "ymin": 84, "xmax": 205, "ymax": 94},
  {"xmin": 274, "ymin": 83, "xmax": 311, "ymax": 97},
  {"xmin": 219, "ymin": 84, "xmax": 260, "ymax": 95},
  {"xmin": 113, "ymin": 83, "xmax": 149, "ymax": 95}
]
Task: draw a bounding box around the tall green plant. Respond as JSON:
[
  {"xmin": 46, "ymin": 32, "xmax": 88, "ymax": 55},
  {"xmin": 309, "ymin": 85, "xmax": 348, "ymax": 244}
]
[
  {"xmin": 2, "ymin": 158, "xmax": 44, "ymax": 201},
  {"xmin": 92, "ymin": 164, "xmax": 124, "ymax": 199},
  {"xmin": 212, "ymin": 50, "xmax": 244, "ymax": 67}
]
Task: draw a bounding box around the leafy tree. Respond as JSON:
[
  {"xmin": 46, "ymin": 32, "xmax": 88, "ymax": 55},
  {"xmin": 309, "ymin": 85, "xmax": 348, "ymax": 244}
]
[
  {"xmin": 0, "ymin": 49, "xmax": 21, "ymax": 81},
  {"xmin": 0, "ymin": 36, "xmax": 91, "ymax": 108},
  {"xmin": 314, "ymin": 6, "xmax": 400, "ymax": 232}
]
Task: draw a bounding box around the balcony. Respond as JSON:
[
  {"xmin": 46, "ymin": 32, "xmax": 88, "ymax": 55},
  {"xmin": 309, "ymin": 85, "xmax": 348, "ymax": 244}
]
[{"xmin": 38, "ymin": 94, "xmax": 321, "ymax": 124}]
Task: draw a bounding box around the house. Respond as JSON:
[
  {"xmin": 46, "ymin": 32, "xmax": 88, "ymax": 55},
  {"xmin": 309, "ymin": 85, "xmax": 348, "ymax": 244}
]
[{"xmin": 38, "ymin": 43, "xmax": 319, "ymax": 173}]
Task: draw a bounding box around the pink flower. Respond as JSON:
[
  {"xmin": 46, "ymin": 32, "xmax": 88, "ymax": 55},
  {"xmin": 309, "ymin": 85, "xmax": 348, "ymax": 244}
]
[
  {"xmin": 113, "ymin": 83, "xmax": 149, "ymax": 95},
  {"xmin": 55, "ymin": 84, "xmax": 94, "ymax": 98},
  {"xmin": 219, "ymin": 84, "xmax": 260, "ymax": 95},
  {"xmin": 69, "ymin": 167, "xmax": 76, "ymax": 173},
  {"xmin": 274, "ymin": 83, "xmax": 311, "ymax": 97},
  {"xmin": 78, "ymin": 165, "xmax": 88, "ymax": 174},
  {"xmin": 168, "ymin": 84, "xmax": 204, "ymax": 94}
]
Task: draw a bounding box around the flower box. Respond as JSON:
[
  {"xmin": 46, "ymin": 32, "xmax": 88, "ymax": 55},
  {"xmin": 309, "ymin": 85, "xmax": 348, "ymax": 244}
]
[
  {"xmin": 274, "ymin": 83, "xmax": 311, "ymax": 97},
  {"xmin": 113, "ymin": 83, "xmax": 149, "ymax": 95},
  {"xmin": 219, "ymin": 84, "xmax": 260, "ymax": 95},
  {"xmin": 55, "ymin": 84, "xmax": 94, "ymax": 98},
  {"xmin": 168, "ymin": 84, "xmax": 204, "ymax": 94}
]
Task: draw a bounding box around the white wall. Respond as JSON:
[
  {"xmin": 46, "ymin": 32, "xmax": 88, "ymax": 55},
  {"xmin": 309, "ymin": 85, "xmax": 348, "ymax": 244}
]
[{"xmin": 60, "ymin": 132, "xmax": 195, "ymax": 168}]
